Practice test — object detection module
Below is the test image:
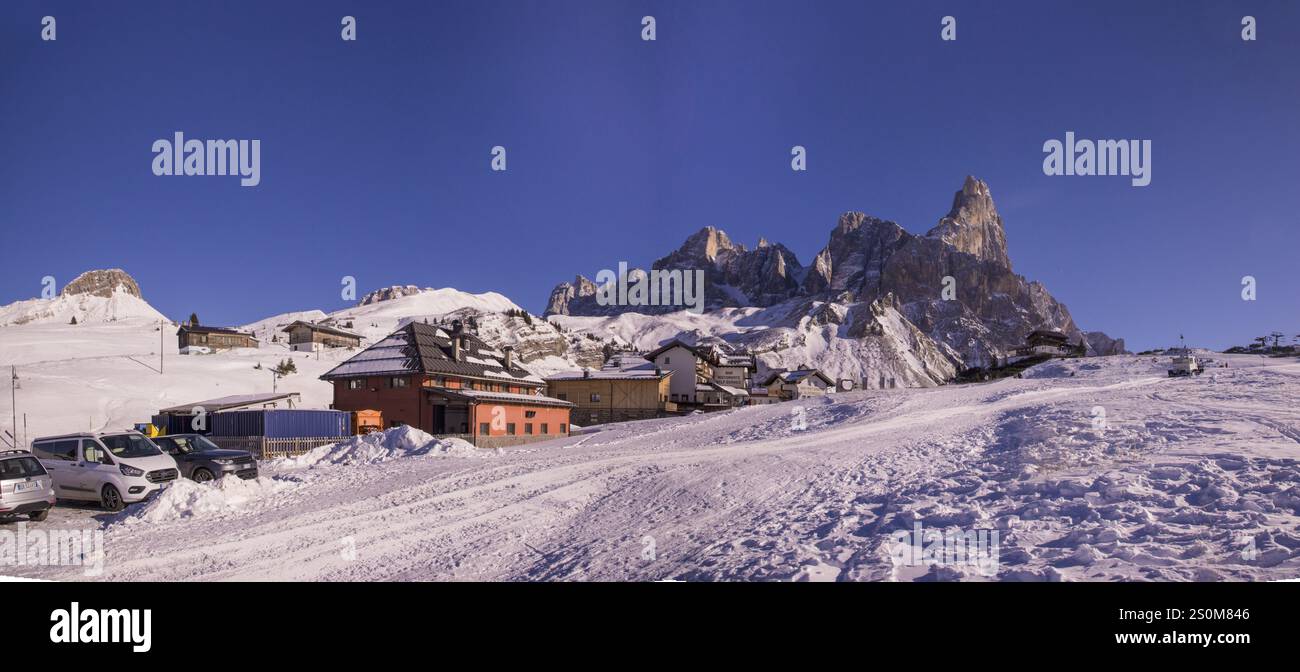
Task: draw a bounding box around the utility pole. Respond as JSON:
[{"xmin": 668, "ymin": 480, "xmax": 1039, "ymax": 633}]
[
  {"xmin": 160, "ymin": 319, "xmax": 164, "ymax": 374},
  {"xmin": 10, "ymin": 366, "xmax": 16, "ymax": 442}
]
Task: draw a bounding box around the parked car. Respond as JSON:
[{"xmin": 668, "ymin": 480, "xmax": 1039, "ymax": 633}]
[
  {"xmin": 30, "ymin": 431, "xmax": 179, "ymax": 511},
  {"xmin": 0, "ymin": 450, "xmax": 56, "ymax": 522},
  {"xmin": 151, "ymin": 434, "xmax": 258, "ymax": 482}
]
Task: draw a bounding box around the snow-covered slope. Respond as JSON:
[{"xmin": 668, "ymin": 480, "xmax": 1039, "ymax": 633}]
[
  {"xmin": 552, "ymin": 294, "xmax": 957, "ymax": 387},
  {"xmin": 0, "ymin": 269, "xmax": 168, "ymax": 327},
  {"xmin": 10, "ymin": 353, "xmax": 1298, "ymax": 582},
  {"xmin": 0, "ymin": 284, "xmax": 551, "ymax": 442},
  {"xmin": 242, "ymin": 287, "xmax": 523, "ymax": 346},
  {"xmin": 0, "ymin": 289, "xmax": 166, "ymax": 327},
  {"xmin": 339, "ymin": 287, "xmax": 521, "ymax": 338},
  {"xmin": 0, "ymin": 318, "xmax": 341, "ymax": 443}
]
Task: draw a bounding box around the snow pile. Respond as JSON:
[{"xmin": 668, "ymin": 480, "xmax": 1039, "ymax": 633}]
[
  {"xmin": 118, "ymin": 476, "xmax": 298, "ymax": 524},
  {"xmin": 272, "ymin": 426, "xmax": 487, "ymax": 469}
]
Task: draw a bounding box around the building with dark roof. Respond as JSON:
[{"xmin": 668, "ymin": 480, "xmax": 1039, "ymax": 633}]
[
  {"xmin": 1011, "ymin": 329, "xmax": 1084, "ymax": 359},
  {"xmin": 644, "ymin": 339, "xmax": 758, "ymax": 408},
  {"xmin": 761, "ymin": 369, "xmax": 835, "ymax": 400},
  {"xmin": 282, "ymin": 320, "xmax": 363, "ymax": 352},
  {"xmin": 320, "ymin": 320, "xmax": 571, "ymax": 447},
  {"xmin": 177, "ymin": 324, "xmax": 259, "ymax": 352}
]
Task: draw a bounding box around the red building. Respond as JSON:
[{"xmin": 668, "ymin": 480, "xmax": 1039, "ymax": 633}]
[{"xmin": 320, "ymin": 320, "xmax": 572, "ymax": 447}]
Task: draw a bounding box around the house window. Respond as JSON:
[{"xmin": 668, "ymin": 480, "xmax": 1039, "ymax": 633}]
[
  {"xmin": 525, "ymin": 423, "xmax": 533, "ymax": 435},
  {"xmin": 349, "ymin": 379, "xmax": 363, "ymax": 390},
  {"xmin": 664, "ymin": 357, "xmax": 670, "ymax": 364},
  {"xmin": 389, "ymin": 377, "xmax": 408, "ymax": 388},
  {"xmin": 506, "ymin": 423, "xmax": 516, "ymax": 435},
  {"xmin": 560, "ymin": 423, "xmax": 567, "ymax": 434},
  {"xmin": 525, "ymin": 410, "xmax": 537, "ymax": 418},
  {"xmin": 479, "ymin": 422, "xmax": 490, "ymax": 435},
  {"xmin": 590, "ymin": 393, "xmax": 601, "ymax": 402},
  {"xmin": 541, "ymin": 423, "xmax": 549, "ymax": 434},
  {"xmin": 556, "ymin": 393, "xmax": 567, "ymax": 401}
]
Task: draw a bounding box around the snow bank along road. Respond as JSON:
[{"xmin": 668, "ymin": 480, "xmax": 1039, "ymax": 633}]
[{"xmin": 8, "ymin": 354, "xmax": 1300, "ymax": 582}]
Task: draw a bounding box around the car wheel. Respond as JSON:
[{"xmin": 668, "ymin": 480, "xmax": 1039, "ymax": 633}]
[
  {"xmin": 101, "ymin": 485, "xmax": 125, "ymax": 512},
  {"xmin": 192, "ymin": 468, "xmax": 214, "ymax": 483},
  {"xmin": 29, "ymin": 509, "xmax": 49, "ymax": 522}
]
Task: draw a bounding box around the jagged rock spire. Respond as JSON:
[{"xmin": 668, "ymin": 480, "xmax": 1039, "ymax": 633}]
[{"xmin": 925, "ymin": 176, "xmax": 1011, "ymax": 269}]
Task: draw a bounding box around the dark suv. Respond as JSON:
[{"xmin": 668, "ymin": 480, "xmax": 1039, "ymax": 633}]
[{"xmin": 151, "ymin": 435, "xmax": 258, "ymax": 482}]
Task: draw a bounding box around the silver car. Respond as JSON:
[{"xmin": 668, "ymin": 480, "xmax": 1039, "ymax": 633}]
[{"xmin": 0, "ymin": 450, "xmax": 56, "ymax": 522}]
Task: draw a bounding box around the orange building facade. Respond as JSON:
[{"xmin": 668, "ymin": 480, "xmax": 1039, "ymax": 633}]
[{"xmin": 322, "ymin": 321, "xmax": 572, "ymax": 447}]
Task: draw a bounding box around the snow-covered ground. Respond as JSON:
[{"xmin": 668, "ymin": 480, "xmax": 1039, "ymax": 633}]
[
  {"xmin": 0, "ymin": 318, "xmax": 340, "ymax": 442},
  {"xmin": 6, "ymin": 352, "xmax": 1298, "ymax": 582}
]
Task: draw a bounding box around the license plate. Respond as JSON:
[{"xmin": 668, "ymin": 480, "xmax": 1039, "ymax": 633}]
[{"xmin": 15, "ymin": 481, "xmax": 38, "ymax": 492}]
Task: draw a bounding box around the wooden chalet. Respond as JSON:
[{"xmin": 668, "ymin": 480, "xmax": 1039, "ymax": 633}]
[
  {"xmin": 546, "ymin": 354, "xmax": 676, "ymax": 426},
  {"xmin": 283, "ymin": 320, "xmax": 363, "ymax": 352},
  {"xmin": 177, "ymin": 323, "xmax": 259, "ymax": 352},
  {"xmin": 761, "ymin": 369, "xmax": 836, "ymax": 401}
]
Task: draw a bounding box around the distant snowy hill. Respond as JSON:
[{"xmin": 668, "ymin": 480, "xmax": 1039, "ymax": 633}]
[
  {"xmin": 0, "ymin": 269, "xmax": 168, "ymax": 327},
  {"xmin": 242, "ymin": 286, "xmax": 523, "ymax": 344}
]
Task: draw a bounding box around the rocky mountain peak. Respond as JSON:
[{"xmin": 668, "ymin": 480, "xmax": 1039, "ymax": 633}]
[
  {"xmin": 359, "ymin": 285, "xmax": 427, "ymax": 306},
  {"xmin": 835, "ymin": 211, "xmax": 868, "ymax": 233},
  {"xmin": 541, "ymin": 176, "xmax": 1120, "ymax": 370},
  {"xmin": 926, "ymin": 175, "xmax": 1011, "ymax": 269},
  {"xmin": 679, "ymin": 226, "xmax": 742, "ymax": 261},
  {"xmin": 61, "ymin": 269, "xmax": 142, "ymax": 299}
]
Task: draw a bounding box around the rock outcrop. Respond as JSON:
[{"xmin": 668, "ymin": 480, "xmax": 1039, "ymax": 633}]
[
  {"xmin": 61, "ymin": 269, "xmax": 142, "ymax": 299},
  {"xmin": 1084, "ymin": 331, "xmax": 1129, "ymax": 356},
  {"xmin": 359, "ymin": 285, "xmax": 428, "ymax": 306}
]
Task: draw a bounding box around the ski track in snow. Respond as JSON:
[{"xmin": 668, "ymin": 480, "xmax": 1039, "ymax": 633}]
[{"xmin": 7, "ymin": 355, "xmax": 1300, "ymax": 582}]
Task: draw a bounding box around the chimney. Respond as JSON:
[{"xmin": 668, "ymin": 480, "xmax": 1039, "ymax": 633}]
[
  {"xmin": 503, "ymin": 345, "xmax": 514, "ymax": 370},
  {"xmin": 449, "ymin": 320, "xmax": 464, "ymax": 362}
]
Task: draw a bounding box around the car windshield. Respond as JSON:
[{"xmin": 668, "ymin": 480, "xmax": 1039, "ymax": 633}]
[
  {"xmin": 99, "ymin": 434, "xmax": 162, "ymax": 459},
  {"xmin": 170, "ymin": 435, "xmax": 222, "ymax": 454}
]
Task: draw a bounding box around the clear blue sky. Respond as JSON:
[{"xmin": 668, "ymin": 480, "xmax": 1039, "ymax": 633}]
[{"xmin": 2, "ymin": 1, "xmax": 1297, "ymax": 351}]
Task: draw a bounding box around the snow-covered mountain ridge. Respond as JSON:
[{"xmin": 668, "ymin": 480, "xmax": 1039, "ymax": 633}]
[
  {"xmin": 545, "ymin": 176, "xmax": 1128, "ymax": 369},
  {"xmin": 0, "ymin": 269, "xmax": 166, "ymax": 327}
]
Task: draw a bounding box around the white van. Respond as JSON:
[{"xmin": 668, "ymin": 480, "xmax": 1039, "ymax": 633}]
[{"xmin": 31, "ymin": 431, "xmax": 179, "ymax": 511}]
